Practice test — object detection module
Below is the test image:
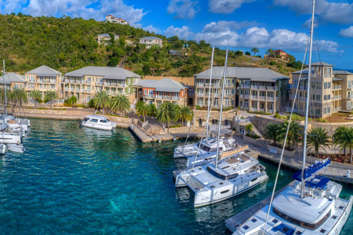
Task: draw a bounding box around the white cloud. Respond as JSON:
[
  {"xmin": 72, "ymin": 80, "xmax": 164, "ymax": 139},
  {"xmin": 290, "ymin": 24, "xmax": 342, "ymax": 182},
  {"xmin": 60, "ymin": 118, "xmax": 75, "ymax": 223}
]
[
  {"xmin": 340, "ymin": 26, "xmax": 353, "ymax": 38},
  {"xmin": 165, "ymin": 26, "xmax": 194, "ymax": 39},
  {"xmin": 209, "ymin": 0, "xmax": 254, "ymax": 14},
  {"xmin": 167, "ymin": 0, "xmax": 198, "ymax": 19},
  {"xmin": 164, "ymin": 21, "xmax": 341, "ymax": 53},
  {"xmin": 274, "ymin": 0, "xmax": 353, "ymax": 24},
  {"xmin": 143, "ymin": 25, "xmax": 161, "ymax": 34},
  {"xmin": 0, "ymin": 0, "xmax": 147, "ymax": 25}
]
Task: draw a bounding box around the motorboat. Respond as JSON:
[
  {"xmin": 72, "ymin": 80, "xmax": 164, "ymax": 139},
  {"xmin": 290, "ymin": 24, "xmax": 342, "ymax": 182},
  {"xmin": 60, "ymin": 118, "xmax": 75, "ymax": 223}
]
[
  {"xmin": 0, "ymin": 132, "xmax": 22, "ymax": 144},
  {"xmin": 0, "ymin": 144, "xmax": 7, "ymax": 155},
  {"xmin": 81, "ymin": 115, "xmax": 117, "ymax": 131},
  {"xmin": 0, "ymin": 115, "xmax": 30, "ymax": 135},
  {"xmin": 7, "ymin": 143, "xmax": 24, "ymax": 153},
  {"xmin": 175, "ymin": 153, "xmax": 268, "ymax": 207},
  {"xmin": 233, "ymin": 160, "xmax": 353, "ymax": 235}
]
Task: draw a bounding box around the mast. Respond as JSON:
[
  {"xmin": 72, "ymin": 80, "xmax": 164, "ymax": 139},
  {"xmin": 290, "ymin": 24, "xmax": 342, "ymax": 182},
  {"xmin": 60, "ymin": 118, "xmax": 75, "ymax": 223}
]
[
  {"xmin": 2, "ymin": 60, "xmax": 7, "ymax": 116},
  {"xmin": 301, "ymin": 0, "xmax": 316, "ymax": 198},
  {"xmin": 205, "ymin": 47, "xmax": 215, "ymax": 139},
  {"xmin": 215, "ymin": 49, "xmax": 229, "ymax": 169}
]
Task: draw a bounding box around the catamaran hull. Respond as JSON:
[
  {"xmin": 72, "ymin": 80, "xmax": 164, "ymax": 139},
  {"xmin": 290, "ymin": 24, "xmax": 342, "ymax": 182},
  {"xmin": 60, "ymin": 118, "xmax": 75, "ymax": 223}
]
[
  {"xmin": 81, "ymin": 121, "xmax": 117, "ymax": 131},
  {"xmin": 0, "ymin": 144, "xmax": 7, "ymax": 155},
  {"xmin": 0, "ymin": 135, "xmax": 21, "ymax": 144},
  {"xmin": 328, "ymin": 196, "xmax": 353, "ymax": 235},
  {"xmin": 7, "ymin": 144, "xmax": 24, "ymax": 153}
]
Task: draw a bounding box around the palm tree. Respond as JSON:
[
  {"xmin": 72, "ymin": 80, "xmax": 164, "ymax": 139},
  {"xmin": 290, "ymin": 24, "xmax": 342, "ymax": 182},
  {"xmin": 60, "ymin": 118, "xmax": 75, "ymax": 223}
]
[
  {"xmin": 265, "ymin": 123, "xmax": 282, "ymax": 146},
  {"xmin": 280, "ymin": 121, "xmax": 302, "ymax": 150},
  {"xmin": 156, "ymin": 102, "xmax": 180, "ymax": 132},
  {"xmin": 9, "ymin": 88, "xmax": 27, "ymax": 112},
  {"xmin": 307, "ymin": 128, "xmax": 330, "ymax": 157},
  {"xmin": 30, "ymin": 90, "xmax": 42, "ymax": 105},
  {"xmin": 251, "ymin": 47, "xmax": 259, "ymax": 56},
  {"xmin": 136, "ymin": 100, "xmax": 148, "ymax": 122},
  {"xmin": 44, "ymin": 91, "xmax": 57, "ymax": 103},
  {"xmin": 147, "ymin": 103, "xmax": 157, "ymax": 118},
  {"xmin": 110, "ymin": 95, "xmax": 130, "ymax": 115},
  {"xmin": 180, "ymin": 106, "xmax": 193, "ymax": 126},
  {"xmin": 93, "ymin": 91, "xmax": 110, "ymax": 114},
  {"xmin": 333, "ymin": 127, "xmax": 353, "ymax": 163}
]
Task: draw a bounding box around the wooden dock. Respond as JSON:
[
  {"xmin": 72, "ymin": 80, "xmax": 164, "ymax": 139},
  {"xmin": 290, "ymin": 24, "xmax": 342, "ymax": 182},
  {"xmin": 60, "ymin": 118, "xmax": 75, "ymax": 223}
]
[{"xmin": 225, "ymin": 182, "xmax": 293, "ymax": 233}]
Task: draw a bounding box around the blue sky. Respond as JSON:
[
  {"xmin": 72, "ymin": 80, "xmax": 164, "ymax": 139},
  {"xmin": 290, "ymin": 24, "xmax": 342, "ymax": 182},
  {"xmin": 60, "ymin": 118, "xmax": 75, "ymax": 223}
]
[{"xmin": 1, "ymin": 0, "xmax": 353, "ymax": 69}]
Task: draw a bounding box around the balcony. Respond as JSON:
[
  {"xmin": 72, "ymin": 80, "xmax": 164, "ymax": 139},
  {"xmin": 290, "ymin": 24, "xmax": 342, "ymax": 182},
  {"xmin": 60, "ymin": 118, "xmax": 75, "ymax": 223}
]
[
  {"xmin": 333, "ymin": 85, "xmax": 342, "ymax": 90},
  {"xmin": 251, "ymin": 86, "xmax": 276, "ymax": 91}
]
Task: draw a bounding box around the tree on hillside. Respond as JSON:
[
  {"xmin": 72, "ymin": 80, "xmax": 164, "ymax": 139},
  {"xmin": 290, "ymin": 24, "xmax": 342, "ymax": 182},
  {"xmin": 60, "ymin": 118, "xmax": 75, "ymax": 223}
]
[
  {"xmin": 251, "ymin": 48, "xmax": 259, "ymax": 56},
  {"xmin": 307, "ymin": 128, "xmax": 330, "ymax": 157},
  {"xmin": 110, "ymin": 95, "xmax": 130, "ymax": 115}
]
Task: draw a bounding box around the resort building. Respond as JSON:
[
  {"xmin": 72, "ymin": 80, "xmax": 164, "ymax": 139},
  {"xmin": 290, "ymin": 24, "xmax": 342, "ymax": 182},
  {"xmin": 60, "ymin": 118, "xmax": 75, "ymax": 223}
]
[
  {"xmin": 0, "ymin": 72, "xmax": 26, "ymax": 90},
  {"xmin": 25, "ymin": 65, "xmax": 62, "ymax": 98},
  {"xmin": 139, "ymin": 36, "xmax": 163, "ymax": 48},
  {"xmin": 105, "ymin": 15, "xmax": 128, "ymax": 25},
  {"xmin": 97, "ymin": 33, "xmax": 119, "ymax": 46},
  {"xmin": 63, "ymin": 66, "xmax": 141, "ymax": 104},
  {"xmin": 195, "ymin": 67, "xmax": 289, "ymax": 113},
  {"xmin": 136, "ymin": 78, "xmax": 187, "ymax": 106},
  {"xmin": 290, "ymin": 62, "xmax": 353, "ymax": 118}
]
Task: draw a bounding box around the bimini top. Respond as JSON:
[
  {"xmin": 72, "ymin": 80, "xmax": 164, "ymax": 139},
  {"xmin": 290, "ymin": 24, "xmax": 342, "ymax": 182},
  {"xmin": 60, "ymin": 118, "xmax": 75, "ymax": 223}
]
[
  {"xmin": 65, "ymin": 66, "xmax": 141, "ymax": 80},
  {"xmin": 27, "ymin": 65, "xmax": 62, "ymax": 76},
  {"xmin": 195, "ymin": 66, "xmax": 289, "ymax": 82},
  {"xmin": 137, "ymin": 78, "xmax": 185, "ymax": 92},
  {"xmin": 293, "ymin": 159, "xmax": 331, "ymax": 181}
]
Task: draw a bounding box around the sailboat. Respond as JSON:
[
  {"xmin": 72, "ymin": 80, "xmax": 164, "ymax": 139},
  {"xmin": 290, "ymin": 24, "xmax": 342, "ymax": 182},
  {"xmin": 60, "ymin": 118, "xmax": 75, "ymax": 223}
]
[
  {"xmin": 232, "ymin": 1, "xmax": 353, "ymax": 234},
  {"xmin": 175, "ymin": 50, "xmax": 268, "ymax": 207},
  {"xmin": 173, "ymin": 47, "xmax": 245, "ymax": 169}
]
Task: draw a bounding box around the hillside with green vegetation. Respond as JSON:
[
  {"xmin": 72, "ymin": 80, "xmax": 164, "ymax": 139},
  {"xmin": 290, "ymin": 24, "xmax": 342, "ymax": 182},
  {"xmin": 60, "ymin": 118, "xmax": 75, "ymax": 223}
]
[{"xmin": 0, "ymin": 13, "xmax": 302, "ymax": 76}]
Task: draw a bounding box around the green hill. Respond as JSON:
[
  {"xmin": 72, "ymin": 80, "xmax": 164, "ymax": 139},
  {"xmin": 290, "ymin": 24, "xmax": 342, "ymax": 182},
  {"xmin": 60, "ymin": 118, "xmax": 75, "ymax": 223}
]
[{"xmin": 0, "ymin": 14, "xmax": 301, "ymax": 76}]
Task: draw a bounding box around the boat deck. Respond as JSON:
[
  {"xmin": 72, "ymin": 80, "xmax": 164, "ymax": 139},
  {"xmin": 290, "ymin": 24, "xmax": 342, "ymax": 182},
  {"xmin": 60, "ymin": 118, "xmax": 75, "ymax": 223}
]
[{"xmin": 225, "ymin": 181, "xmax": 293, "ymax": 233}]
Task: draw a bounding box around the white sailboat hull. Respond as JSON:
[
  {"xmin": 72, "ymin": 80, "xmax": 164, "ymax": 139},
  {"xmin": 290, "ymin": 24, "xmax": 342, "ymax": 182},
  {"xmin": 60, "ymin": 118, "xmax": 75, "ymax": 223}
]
[{"xmin": 0, "ymin": 133, "xmax": 21, "ymax": 144}]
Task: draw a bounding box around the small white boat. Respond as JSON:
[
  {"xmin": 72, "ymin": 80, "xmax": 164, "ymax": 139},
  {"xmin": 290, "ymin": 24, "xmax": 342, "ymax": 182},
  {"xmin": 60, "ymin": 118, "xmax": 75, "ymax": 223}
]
[
  {"xmin": 7, "ymin": 143, "xmax": 24, "ymax": 153},
  {"xmin": 81, "ymin": 115, "xmax": 117, "ymax": 131},
  {"xmin": 0, "ymin": 115, "xmax": 30, "ymax": 136},
  {"xmin": 175, "ymin": 153, "xmax": 268, "ymax": 207},
  {"xmin": 0, "ymin": 144, "xmax": 7, "ymax": 155},
  {"xmin": 233, "ymin": 160, "xmax": 353, "ymax": 235},
  {"xmin": 0, "ymin": 132, "xmax": 22, "ymax": 144}
]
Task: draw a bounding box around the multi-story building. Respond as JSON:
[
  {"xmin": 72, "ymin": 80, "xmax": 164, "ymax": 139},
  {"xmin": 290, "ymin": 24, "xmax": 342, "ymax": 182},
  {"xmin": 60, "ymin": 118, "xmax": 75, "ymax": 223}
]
[
  {"xmin": 290, "ymin": 62, "xmax": 353, "ymax": 118},
  {"xmin": 25, "ymin": 65, "xmax": 62, "ymax": 98},
  {"xmin": 139, "ymin": 36, "xmax": 163, "ymax": 48},
  {"xmin": 105, "ymin": 15, "xmax": 128, "ymax": 25},
  {"xmin": 195, "ymin": 67, "xmax": 289, "ymax": 113},
  {"xmin": 97, "ymin": 33, "xmax": 119, "ymax": 46},
  {"xmin": 136, "ymin": 78, "xmax": 187, "ymax": 107},
  {"xmin": 63, "ymin": 66, "xmax": 140, "ymax": 104},
  {"xmin": 0, "ymin": 72, "xmax": 26, "ymax": 90}
]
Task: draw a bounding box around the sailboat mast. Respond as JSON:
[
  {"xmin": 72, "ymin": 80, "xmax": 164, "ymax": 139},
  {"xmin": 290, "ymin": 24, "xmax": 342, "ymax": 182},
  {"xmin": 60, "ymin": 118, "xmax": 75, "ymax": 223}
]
[
  {"xmin": 205, "ymin": 47, "xmax": 215, "ymax": 139},
  {"xmin": 215, "ymin": 49, "xmax": 229, "ymax": 169},
  {"xmin": 301, "ymin": 0, "xmax": 316, "ymax": 198},
  {"xmin": 2, "ymin": 60, "xmax": 7, "ymax": 116}
]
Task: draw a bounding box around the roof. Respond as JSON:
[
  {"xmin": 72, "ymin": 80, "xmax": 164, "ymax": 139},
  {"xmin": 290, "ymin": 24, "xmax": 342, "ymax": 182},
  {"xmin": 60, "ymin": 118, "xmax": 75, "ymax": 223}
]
[
  {"xmin": 140, "ymin": 36, "xmax": 162, "ymax": 40},
  {"xmin": 0, "ymin": 72, "xmax": 25, "ymax": 84},
  {"xmin": 65, "ymin": 66, "xmax": 141, "ymax": 80},
  {"xmin": 137, "ymin": 78, "xmax": 185, "ymax": 92},
  {"xmin": 334, "ymin": 70, "xmax": 353, "ymax": 75},
  {"xmin": 195, "ymin": 67, "xmax": 289, "ymax": 82},
  {"xmin": 27, "ymin": 65, "xmax": 61, "ymax": 76}
]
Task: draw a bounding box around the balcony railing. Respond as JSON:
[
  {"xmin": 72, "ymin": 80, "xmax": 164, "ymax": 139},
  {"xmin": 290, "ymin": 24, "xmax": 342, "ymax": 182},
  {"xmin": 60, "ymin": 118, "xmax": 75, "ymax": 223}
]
[{"xmin": 251, "ymin": 86, "xmax": 276, "ymax": 91}]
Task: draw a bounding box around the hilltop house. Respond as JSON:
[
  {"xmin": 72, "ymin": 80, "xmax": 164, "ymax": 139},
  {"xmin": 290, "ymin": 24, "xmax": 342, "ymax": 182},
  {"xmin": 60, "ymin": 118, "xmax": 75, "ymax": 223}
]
[
  {"xmin": 136, "ymin": 78, "xmax": 187, "ymax": 107},
  {"xmin": 139, "ymin": 36, "xmax": 163, "ymax": 49},
  {"xmin": 290, "ymin": 62, "xmax": 353, "ymax": 118},
  {"xmin": 25, "ymin": 65, "xmax": 62, "ymax": 99},
  {"xmin": 63, "ymin": 66, "xmax": 140, "ymax": 104},
  {"xmin": 97, "ymin": 33, "xmax": 119, "ymax": 46},
  {"xmin": 0, "ymin": 72, "xmax": 26, "ymax": 90},
  {"xmin": 105, "ymin": 15, "xmax": 128, "ymax": 25},
  {"xmin": 195, "ymin": 67, "xmax": 289, "ymax": 114},
  {"xmin": 265, "ymin": 49, "xmax": 290, "ymax": 62}
]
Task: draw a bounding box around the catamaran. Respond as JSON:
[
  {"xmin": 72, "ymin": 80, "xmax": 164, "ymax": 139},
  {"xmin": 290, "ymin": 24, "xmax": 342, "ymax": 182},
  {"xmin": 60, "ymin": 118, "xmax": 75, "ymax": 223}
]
[
  {"xmin": 81, "ymin": 115, "xmax": 117, "ymax": 131},
  {"xmin": 175, "ymin": 49, "xmax": 268, "ymax": 207},
  {"xmin": 231, "ymin": 1, "xmax": 352, "ymax": 234}
]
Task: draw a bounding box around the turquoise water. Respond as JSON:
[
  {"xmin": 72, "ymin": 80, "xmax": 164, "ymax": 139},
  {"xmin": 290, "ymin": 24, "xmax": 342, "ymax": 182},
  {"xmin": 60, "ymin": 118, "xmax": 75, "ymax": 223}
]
[{"xmin": 0, "ymin": 119, "xmax": 352, "ymax": 234}]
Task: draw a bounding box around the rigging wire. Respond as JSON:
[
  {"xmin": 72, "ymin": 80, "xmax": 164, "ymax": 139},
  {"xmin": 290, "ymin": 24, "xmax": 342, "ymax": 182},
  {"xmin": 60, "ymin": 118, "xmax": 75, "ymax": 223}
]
[{"xmin": 265, "ymin": 38, "xmax": 310, "ymax": 224}]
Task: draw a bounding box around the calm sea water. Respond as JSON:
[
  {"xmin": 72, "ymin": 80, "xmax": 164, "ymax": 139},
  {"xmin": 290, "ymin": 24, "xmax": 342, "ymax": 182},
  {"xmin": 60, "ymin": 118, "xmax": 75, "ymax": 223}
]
[{"xmin": 0, "ymin": 119, "xmax": 352, "ymax": 234}]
